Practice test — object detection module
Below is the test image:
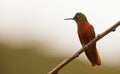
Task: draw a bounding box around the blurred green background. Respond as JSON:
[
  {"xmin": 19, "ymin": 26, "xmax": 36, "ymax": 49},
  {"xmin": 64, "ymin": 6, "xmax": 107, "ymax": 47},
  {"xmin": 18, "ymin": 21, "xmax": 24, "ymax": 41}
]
[{"xmin": 0, "ymin": 40, "xmax": 120, "ymax": 74}]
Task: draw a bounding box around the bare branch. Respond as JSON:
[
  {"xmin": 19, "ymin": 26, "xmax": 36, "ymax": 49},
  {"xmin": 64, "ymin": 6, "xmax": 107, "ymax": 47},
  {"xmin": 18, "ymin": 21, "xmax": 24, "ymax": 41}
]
[{"xmin": 48, "ymin": 21, "xmax": 120, "ymax": 74}]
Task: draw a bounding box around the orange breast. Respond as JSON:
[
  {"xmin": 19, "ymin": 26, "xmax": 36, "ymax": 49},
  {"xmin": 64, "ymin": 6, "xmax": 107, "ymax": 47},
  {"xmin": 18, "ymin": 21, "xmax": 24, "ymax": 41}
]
[{"xmin": 77, "ymin": 23, "xmax": 95, "ymax": 46}]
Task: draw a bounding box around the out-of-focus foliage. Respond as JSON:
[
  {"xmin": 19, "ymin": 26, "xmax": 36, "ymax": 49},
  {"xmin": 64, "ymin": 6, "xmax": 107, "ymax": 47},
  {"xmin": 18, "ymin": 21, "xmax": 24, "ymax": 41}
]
[{"xmin": 0, "ymin": 41, "xmax": 120, "ymax": 74}]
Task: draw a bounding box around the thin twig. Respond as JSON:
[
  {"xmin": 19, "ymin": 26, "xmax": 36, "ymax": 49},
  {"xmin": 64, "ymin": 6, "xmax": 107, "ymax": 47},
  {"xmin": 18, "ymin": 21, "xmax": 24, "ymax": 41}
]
[{"xmin": 48, "ymin": 21, "xmax": 120, "ymax": 74}]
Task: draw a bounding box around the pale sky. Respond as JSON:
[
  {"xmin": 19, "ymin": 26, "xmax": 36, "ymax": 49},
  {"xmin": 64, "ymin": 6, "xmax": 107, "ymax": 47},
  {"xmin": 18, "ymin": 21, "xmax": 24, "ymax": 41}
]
[{"xmin": 0, "ymin": 0, "xmax": 120, "ymax": 66}]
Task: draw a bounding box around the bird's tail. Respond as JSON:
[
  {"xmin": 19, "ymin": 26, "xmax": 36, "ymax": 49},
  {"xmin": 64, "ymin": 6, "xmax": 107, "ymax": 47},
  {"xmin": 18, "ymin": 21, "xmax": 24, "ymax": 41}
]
[{"xmin": 85, "ymin": 47, "xmax": 101, "ymax": 67}]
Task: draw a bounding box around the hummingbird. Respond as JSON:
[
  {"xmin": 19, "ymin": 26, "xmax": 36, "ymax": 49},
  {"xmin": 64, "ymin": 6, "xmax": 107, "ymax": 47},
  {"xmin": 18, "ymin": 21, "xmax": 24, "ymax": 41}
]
[{"xmin": 65, "ymin": 12, "xmax": 101, "ymax": 67}]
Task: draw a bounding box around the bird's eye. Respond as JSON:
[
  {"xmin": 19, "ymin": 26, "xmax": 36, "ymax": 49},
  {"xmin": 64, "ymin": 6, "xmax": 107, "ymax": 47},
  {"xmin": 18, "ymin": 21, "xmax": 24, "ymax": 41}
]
[{"xmin": 77, "ymin": 15, "xmax": 80, "ymax": 18}]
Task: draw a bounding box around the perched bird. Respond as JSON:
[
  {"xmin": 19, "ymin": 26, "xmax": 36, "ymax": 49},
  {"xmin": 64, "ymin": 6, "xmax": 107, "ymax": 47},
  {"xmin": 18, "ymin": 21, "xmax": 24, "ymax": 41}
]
[{"xmin": 65, "ymin": 12, "xmax": 101, "ymax": 67}]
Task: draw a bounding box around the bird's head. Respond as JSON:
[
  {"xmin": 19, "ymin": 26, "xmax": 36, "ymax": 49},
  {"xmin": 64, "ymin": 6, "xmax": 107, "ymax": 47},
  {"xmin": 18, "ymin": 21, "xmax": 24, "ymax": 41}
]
[{"xmin": 65, "ymin": 12, "xmax": 88, "ymax": 23}]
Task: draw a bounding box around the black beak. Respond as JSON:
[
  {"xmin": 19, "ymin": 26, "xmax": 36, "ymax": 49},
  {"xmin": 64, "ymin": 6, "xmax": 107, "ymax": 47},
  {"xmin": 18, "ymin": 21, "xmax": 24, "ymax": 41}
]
[{"xmin": 64, "ymin": 18, "xmax": 73, "ymax": 20}]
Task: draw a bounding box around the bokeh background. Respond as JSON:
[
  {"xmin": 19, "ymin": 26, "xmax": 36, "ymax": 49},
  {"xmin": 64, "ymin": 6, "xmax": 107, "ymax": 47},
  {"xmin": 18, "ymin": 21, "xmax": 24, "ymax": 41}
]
[{"xmin": 0, "ymin": 0, "xmax": 120, "ymax": 74}]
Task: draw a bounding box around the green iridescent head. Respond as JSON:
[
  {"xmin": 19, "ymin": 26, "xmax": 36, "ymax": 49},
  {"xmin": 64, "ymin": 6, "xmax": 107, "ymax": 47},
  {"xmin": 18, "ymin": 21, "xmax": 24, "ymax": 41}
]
[{"xmin": 73, "ymin": 12, "xmax": 88, "ymax": 22}]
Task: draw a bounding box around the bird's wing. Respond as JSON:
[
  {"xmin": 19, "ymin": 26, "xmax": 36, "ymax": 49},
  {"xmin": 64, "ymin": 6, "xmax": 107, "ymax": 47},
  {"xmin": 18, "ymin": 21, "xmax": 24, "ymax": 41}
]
[
  {"xmin": 89, "ymin": 25, "xmax": 95, "ymax": 39},
  {"xmin": 83, "ymin": 24, "xmax": 96, "ymax": 46}
]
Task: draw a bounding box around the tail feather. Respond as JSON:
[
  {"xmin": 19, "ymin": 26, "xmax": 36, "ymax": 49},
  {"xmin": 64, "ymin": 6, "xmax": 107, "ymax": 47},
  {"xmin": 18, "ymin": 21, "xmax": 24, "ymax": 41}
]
[{"xmin": 85, "ymin": 47, "xmax": 101, "ymax": 67}]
